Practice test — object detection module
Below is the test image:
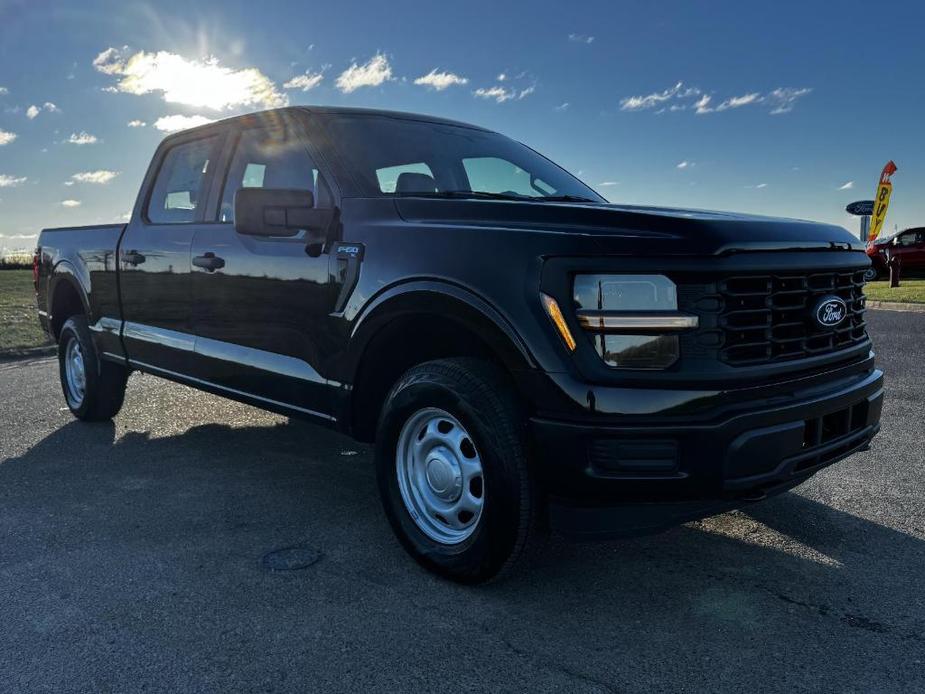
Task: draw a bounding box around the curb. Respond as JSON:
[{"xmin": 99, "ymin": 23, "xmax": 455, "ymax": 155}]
[
  {"xmin": 0, "ymin": 344, "xmax": 56, "ymax": 363},
  {"xmin": 867, "ymin": 300, "xmax": 925, "ymax": 313}
]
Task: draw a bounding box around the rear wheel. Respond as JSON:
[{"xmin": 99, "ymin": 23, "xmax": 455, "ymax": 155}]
[
  {"xmin": 58, "ymin": 315, "xmax": 128, "ymax": 421},
  {"xmin": 375, "ymin": 358, "xmax": 536, "ymax": 584},
  {"xmin": 863, "ymin": 266, "xmax": 880, "ymax": 282}
]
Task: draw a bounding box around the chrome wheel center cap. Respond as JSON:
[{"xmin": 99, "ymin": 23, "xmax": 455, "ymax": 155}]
[{"xmin": 425, "ymin": 451, "xmax": 462, "ymax": 501}]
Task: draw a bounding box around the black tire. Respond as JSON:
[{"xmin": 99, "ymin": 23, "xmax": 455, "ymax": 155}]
[
  {"xmin": 863, "ymin": 266, "xmax": 880, "ymax": 282},
  {"xmin": 375, "ymin": 358, "xmax": 536, "ymax": 584},
  {"xmin": 57, "ymin": 315, "xmax": 128, "ymax": 421}
]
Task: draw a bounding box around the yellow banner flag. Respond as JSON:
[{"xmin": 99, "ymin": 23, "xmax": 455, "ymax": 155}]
[{"xmin": 869, "ymin": 160, "xmax": 897, "ymax": 241}]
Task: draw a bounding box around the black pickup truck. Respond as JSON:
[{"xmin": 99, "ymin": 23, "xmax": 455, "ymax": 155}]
[{"xmin": 35, "ymin": 106, "xmax": 883, "ymax": 582}]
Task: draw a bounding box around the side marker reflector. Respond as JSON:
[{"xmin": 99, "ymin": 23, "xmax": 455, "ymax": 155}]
[{"xmin": 541, "ymin": 293, "xmax": 577, "ymax": 352}]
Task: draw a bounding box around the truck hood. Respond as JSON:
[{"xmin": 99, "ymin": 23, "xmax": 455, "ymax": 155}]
[{"xmin": 394, "ymin": 198, "xmax": 862, "ymax": 256}]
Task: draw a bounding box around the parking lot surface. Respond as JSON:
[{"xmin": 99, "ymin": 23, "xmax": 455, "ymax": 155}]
[{"xmin": 1, "ymin": 310, "xmax": 923, "ymax": 693}]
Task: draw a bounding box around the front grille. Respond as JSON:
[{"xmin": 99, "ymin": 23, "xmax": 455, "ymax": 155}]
[{"xmin": 710, "ymin": 269, "xmax": 868, "ymax": 366}]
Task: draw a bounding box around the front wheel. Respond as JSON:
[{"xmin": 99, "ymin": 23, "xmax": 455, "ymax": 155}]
[
  {"xmin": 58, "ymin": 315, "xmax": 128, "ymax": 421},
  {"xmin": 375, "ymin": 358, "xmax": 536, "ymax": 583},
  {"xmin": 863, "ymin": 266, "xmax": 880, "ymax": 282}
]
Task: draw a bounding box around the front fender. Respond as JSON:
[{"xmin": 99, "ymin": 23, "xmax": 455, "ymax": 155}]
[{"xmin": 346, "ymin": 279, "xmax": 537, "ymax": 377}]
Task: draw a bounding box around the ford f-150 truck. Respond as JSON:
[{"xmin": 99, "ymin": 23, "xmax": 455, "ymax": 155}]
[{"xmin": 35, "ymin": 106, "xmax": 883, "ymax": 583}]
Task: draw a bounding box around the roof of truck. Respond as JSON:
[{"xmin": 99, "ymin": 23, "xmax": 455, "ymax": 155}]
[{"xmin": 163, "ymin": 105, "xmax": 491, "ymax": 141}]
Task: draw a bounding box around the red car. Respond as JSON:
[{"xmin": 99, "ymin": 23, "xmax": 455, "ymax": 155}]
[{"xmin": 865, "ymin": 226, "xmax": 925, "ymax": 280}]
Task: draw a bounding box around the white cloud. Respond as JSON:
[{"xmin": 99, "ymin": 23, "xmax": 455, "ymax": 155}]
[
  {"xmin": 755, "ymin": 183, "xmax": 768, "ymax": 189},
  {"xmin": 497, "ymin": 73, "xmax": 507, "ymax": 81},
  {"xmin": 25, "ymin": 102, "xmax": 59, "ymax": 119},
  {"xmin": 0, "ymin": 129, "xmax": 16, "ymax": 146},
  {"xmin": 61, "ymin": 199, "xmax": 81, "ymax": 207},
  {"xmin": 284, "ymin": 70, "xmax": 325, "ymax": 91},
  {"xmin": 555, "ymin": 102, "xmax": 570, "ymax": 111},
  {"xmin": 474, "ymin": 86, "xmax": 515, "ymax": 103},
  {"xmin": 335, "ymin": 53, "xmax": 393, "ymax": 93},
  {"xmin": 93, "ymin": 47, "xmax": 287, "ymax": 110},
  {"xmin": 66, "ymin": 131, "xmax": 98, "ymax": 145},
  {"xmin": 621, "ymin": 83, "xmax": 812, "ymax": 115},
  {"xmin": 152, "ymin": 114, "xmax": 215, "ymax": 132},
  {"xmin": 0, "ymin": 86, "xmax": 8, "ymax": 95},
  {"xmin": 92, "ymin": 47, "xmax": 125, "ymax": 75},
  {"xmin": 621, "ymin": 82, "xmax": 699, "ymax": 111},
  {"xmin": 715, "ymin": 92, "xmax": 760, "ymax": 111},
  {"xmin": 0, "ymin": 174, "xmax": 28, "ymax": 187},
  {"xmin": 838, "ymin": 181, "xmax": 854, "ymax": 190},
  {"xmin": 474, "ymin": 81, "xmax": 535, "ymax": 103},
  {"xmin": 766, "ymin": 87, "xmax": 813, "ymax": 114},
  {"xmin": 69, "ymin": 170, "xmax": 120, "ymax": 185},
  {"xmin": 413, "ymin": 69, "xmax": 468, "ymax": 91},
  {"xmin": 127, "ymin": 119, "xmax": 146, "ymax": 127},
  {"xmin": 676, "ymin": 160, "xmax": 694, "ymax": 169},
  {"xmin": 568, "ymin": 33, "xmax": 595, "ymax": 44},
  {"xmin": 693, "ymin": 95, "xmax": 713, "ymax": 114},
  {"xmin": 597, "ymin": 181, "xmax": 619, "ymax": 186}
]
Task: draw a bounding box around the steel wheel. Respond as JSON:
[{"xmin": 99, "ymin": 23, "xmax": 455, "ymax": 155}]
[
  {"xmin": 64, "ymin": 336, "xmax": 87, "ymax": 408},
  {"xmin": 395, "ymin": 407, "xmax": 485, "ymax": 545}
]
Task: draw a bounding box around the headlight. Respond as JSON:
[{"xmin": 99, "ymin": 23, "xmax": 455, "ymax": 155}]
[{"xmin": 572, "ymin": 274, "xmax": 697, "ymax": 369}]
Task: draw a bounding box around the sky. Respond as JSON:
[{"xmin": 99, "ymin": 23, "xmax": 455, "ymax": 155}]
[{"xmin": 1, "ymin": 0, "xmax": 924, "ymax": 253}]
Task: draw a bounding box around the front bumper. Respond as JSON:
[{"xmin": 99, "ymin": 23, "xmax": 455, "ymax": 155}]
[{"xmin": 528, "ymin": 364, "xmax": 883, "ymax": 539}]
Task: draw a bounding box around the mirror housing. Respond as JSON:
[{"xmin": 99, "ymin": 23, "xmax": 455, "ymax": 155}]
[{"xmin": 234, "ymin": 188, "xmax": 321, "ymax": 238}]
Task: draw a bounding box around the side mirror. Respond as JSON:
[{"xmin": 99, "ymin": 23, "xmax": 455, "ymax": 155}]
[{"xmin": 234, "ymin": 188, "xmax": 320, "ymax": 238}]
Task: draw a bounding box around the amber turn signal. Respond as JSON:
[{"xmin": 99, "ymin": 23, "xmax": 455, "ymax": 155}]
[{"xmin": 541, "ymin": 293, "xmax": 577, "ymax": 352}]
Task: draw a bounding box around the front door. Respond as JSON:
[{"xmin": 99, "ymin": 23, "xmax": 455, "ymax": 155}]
[
  {"xmin": 188, "ymin": 119, "xmax": 342, "ymax": 420},
  {"xmin": 119, "ymin": 132, "xmax": 224, "ymax": 373}
]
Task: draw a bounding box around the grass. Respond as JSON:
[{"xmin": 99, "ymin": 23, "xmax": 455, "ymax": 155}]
[
  {"xmin": 0, "ymin": 269, "xmax": 51, "ymax": 352},
  {"xmin": 865, "ymin": 278, "xmax": 925, "ymax": 304}
]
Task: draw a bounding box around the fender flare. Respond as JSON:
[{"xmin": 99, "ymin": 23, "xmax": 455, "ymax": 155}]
[
  {"xmin": 47, "ymin": 260, "xmax": 91, "ymax": 325},
  {"xmin": 344, "ymin": 279, "xmax": 537, "ymax": 381}
]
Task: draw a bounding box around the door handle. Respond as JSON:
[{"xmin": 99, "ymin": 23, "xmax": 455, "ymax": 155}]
[
  {"xmin": 193, "ymin": 252, "xmax": 225, "ymax": 272},
  {"xmin": 122, "ymin": 250, "xmax": 146, "ymax": 266}
]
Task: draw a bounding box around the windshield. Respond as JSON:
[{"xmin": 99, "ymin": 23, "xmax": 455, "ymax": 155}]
[{"xmin": 319, "ymin": 114, "xmax": 605, "ymax": 202}]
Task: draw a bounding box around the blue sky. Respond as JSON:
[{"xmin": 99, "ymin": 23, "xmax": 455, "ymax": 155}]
[{"xmin": 1, "ymin": 0, "xmax": 923, "ymax": 252}]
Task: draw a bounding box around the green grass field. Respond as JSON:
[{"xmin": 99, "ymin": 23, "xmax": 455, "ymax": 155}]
[
  {"xmin": 0, "ymin": 269, "xmax": 51, "ymax": 352},
  {"xmin": 865, "ymin": 279, "xmax": 925, "ymax": 304}
]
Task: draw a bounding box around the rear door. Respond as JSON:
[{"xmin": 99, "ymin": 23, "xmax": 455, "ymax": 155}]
[
  {"xmin": 119, "ymin": 130, "xmax": 225, "ymax": 373},
  {"xmin": 187, "ymin": 115, "xmax": 343, "ymax": 420}
]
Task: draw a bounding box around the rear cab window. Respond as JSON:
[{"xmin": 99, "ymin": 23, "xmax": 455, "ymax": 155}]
[{"xmin": 146, "ymin": 136, "xmax": 220, "ymax": 224}]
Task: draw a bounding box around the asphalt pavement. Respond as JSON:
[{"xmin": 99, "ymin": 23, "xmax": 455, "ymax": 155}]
[{"xmin": 1, "ymin": 310, "xmax": 923, "ymax": 693}]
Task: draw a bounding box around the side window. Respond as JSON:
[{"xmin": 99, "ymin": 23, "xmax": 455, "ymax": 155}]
[
  {"xmin": 220, "ymin": 127, "xmax": 324, "ymax": 222},
  {"xmin": 462, "ymin": 157, "xmax": 555, "ymax": 197},
  {"xmin": 375, "ymin": 162, "xmax": 435, "ymax": 193},
  {"xmin": 147, "ymin": 136, "xmax": 219, "ymax": 224}
]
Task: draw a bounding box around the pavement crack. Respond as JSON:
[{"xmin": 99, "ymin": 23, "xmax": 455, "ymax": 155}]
[{"xmin": 477, "ymin": 623, "xmax": 622, "ymax": 694}]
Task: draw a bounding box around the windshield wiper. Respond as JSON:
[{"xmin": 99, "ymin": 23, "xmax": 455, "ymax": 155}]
[
  {"xmin": 395, "ymin": 190, "xmax": 597, "ymax": 203},
  {"xmin": 534, "ymin": 194, "xmax": 598, "ymax": 203},
  {"xmin": 395, "ymin": 190, "xmax": 531, "ymax": 201}
]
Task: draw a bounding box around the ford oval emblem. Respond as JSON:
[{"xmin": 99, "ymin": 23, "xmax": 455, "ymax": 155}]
[{"xmin": 814, "ymin": 296, "xmax": 848, "ymax": 329}]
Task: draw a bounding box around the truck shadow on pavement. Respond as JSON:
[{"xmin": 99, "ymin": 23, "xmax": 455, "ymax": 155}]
[{"xmin": 2, "ymin": 415, "xmax": 923, "ymax": 690}]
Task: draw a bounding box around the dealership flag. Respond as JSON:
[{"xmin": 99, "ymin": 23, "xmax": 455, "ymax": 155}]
[{"xmin": 869, "ymin": 160, "xmax": 897, "ymax": 241}]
